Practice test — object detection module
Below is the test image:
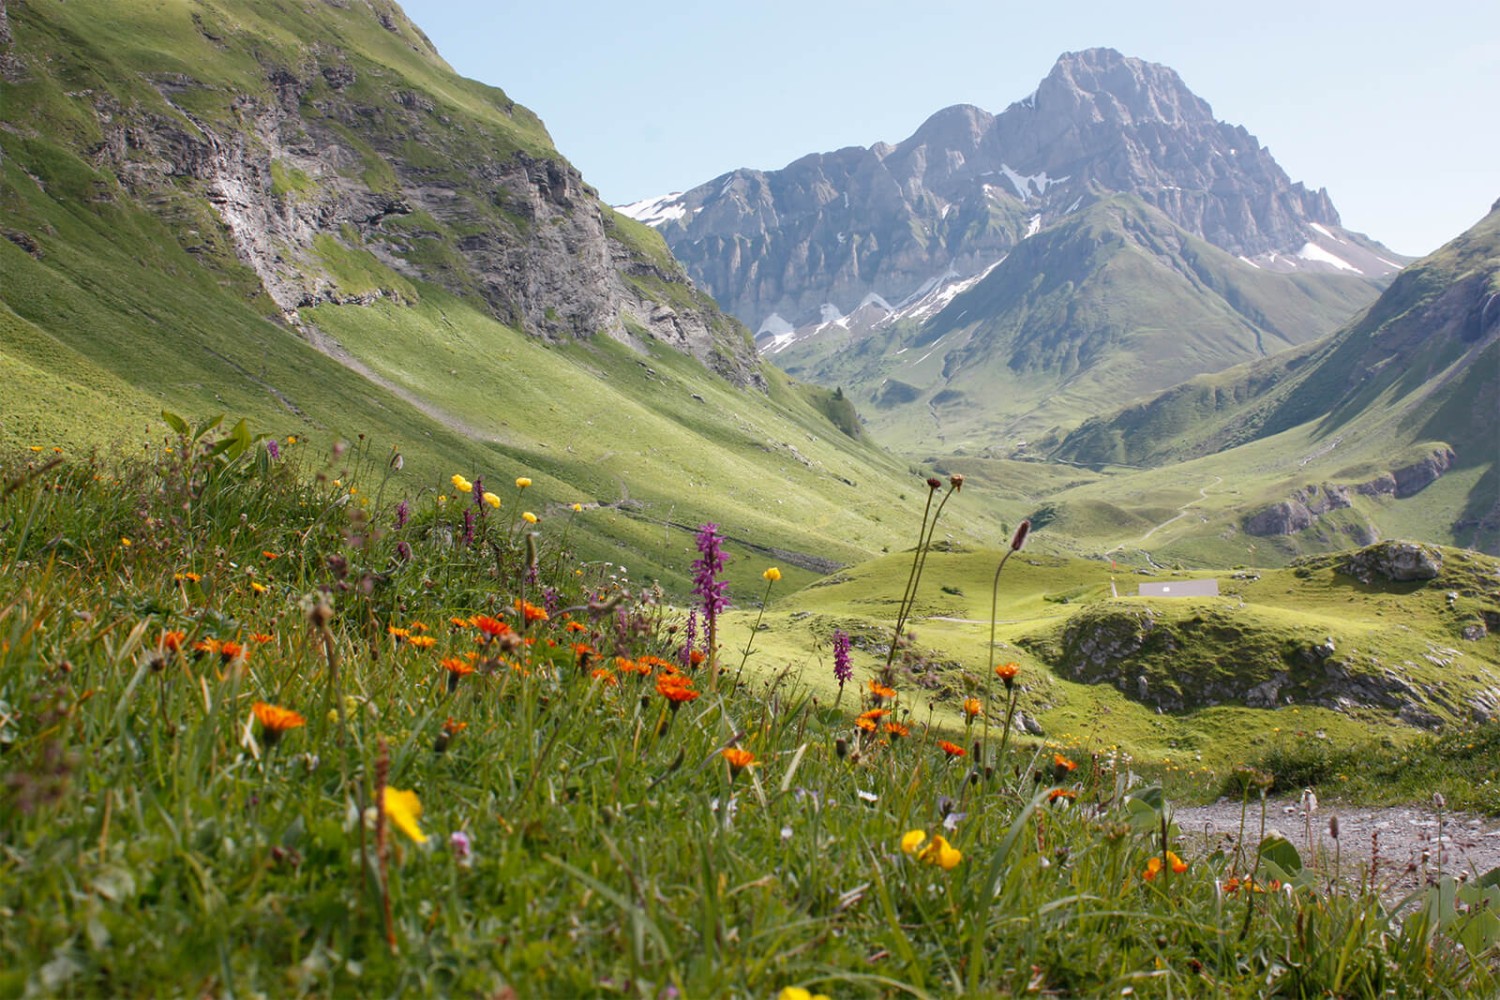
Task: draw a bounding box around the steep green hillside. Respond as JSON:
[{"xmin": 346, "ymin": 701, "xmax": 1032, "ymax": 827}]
[
  {"xmin": 776, "ymin": 196, "xmax": 1378, "ymax": 453},
  {"xmin": 0, "ymin": 0, "xmax": 970, "ymax": 596},
  {"xmin": 1048, "ymin": 205, "xmax": 1499, "ymax": 556}
]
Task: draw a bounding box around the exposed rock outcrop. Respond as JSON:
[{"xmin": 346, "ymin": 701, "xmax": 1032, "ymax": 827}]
[
  {"xmin": 1025, "ymin": 602, "xmax": 1454, "ymax": 725},
  {"xmin": 1340, "ymin": 541, "xmax": 1444, "ymax": 584},
  {"xmin": 69, "ymin": 9, "xmax": 761, "ymax": 387}
]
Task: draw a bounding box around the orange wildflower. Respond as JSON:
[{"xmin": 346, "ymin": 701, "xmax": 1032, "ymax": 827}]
[
  {"xmin": 854, "ymin": 716, "xmax": 878, "ymax": 732},
  {"xmin": 1047, "ymin": 788, "xmax": 1077, "ymax": 803},
  {"xmin": 388, "ymin": 626, "xmax": 412, "ymax": 640},
  {"xmin": 160, "ymin": 630, "xmax": 187, "ymax": 652},
  {"xmin": 565, "ymin": 621, "xmax": 587, "ymax": 633},
  {"xmin": 868, "ymin": 680, "xmax": 897, "ymax": 701},
  {"xmin": 657, "ymin": 675, "xmax": 700, "ymax": 706},
  {"xmin": 1143, "ymin": 851, "xmax": 1188, "ymax": 881},
  {"xmin": 938, "ymin": 740, "xmax": 967, "ymax": 758},
  {"xmin": 472, "ymin": 615, "xmax": 510, "ymax": 639},
  {"xmin": 443, "ymin": 655, "xmax": 475, "ymax": 691},
  {"xmin": 994, "ymin": 662, "xmax": 1020, "ymax": 686},
  {"xmin": 408, "ymin": 635, "xmax": 437, "ymax": 650},
  {"xmin": 250, "ymin": 632, "xmax": 274, "ymax": 644},
  {"xmin": 1052, "ymin": 754, "xmax": 1078, "ymax": 776},
  {"xmin": 721, "ymin": 747, "xmax": 756, "ymax": 774},
  {"xmin": 962, "ymin": 697, "xmax": 982, "ymax": 719},
  {"xmin": 514, "ymin": 600, "xmax": 549, "ymax": 623},
  {"xmin": 883, "ymin": 721, "xmax": 910, "ymax": 739},
  {"xmin": 218, "ymin": 641, "xmax": 247, "ymax": 665},
  {"xmin": 590, "ymin": 668, "xmax": 617, "ymax": 686},
  {"xmin": 262, "ymin": 550, "xmax": 279, "ymax": 560},
  {"xmin": 252, "ymin": 702, "xmax": 305, "ymax": 744}
]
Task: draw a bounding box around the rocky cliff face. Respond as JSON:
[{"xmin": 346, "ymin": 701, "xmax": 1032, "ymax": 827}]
[
  {"xmin": 627, "ymin": 48, "xmax": 1399, "ymax": 335},
  {"xmin": 14, "ymin": 1, "xmax": 760, "ymax": 387}
]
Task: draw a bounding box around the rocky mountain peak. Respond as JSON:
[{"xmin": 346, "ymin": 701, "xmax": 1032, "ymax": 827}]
[
  {"xmin": 627, "ymin": 49, "xmax": 1401, "ymax": 337},
  {"xmin": 1031, "ymin": 48, "xmax": 1214, "ymax": 128}
]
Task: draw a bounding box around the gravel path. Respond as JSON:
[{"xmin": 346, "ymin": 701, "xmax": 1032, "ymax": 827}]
[{"xmin": 1175, "ymin": 797, "xmax": 1500, "ymax": 901}]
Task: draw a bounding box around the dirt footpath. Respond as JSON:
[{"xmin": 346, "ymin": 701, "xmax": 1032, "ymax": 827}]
[{"xmin": 1174, "ymin": 797, "xmax": 1500, "ymax": 900}]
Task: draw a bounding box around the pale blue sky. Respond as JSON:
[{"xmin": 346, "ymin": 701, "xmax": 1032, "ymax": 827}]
[{"xmin": 403, "ymin": 1, "xmax": 1498, "ymax": 257}]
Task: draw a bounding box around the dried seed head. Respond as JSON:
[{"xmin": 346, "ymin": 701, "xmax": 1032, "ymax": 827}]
[
  {"xmin": 1328, "ymin": 815, "xmax": 1340, "ymax": 840},
  {"xmin": 1010, "ymin": 519, "xmax": 1031, "ymax": 552},
  {"xmin": 948, "ymin": 474, "xmax": 964, "ymax": 492}
]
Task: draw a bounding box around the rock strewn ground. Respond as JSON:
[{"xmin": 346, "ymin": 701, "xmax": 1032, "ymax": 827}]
[{"xmin": 1176, "ymin": 797, "xmax": 1500, "ymax": 902}]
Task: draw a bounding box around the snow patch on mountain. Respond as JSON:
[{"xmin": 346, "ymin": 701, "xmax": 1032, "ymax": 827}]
[
  {"xmin": 618, "ymin": 193, "xmax": 688, "ymax": 227},
  {"xmin": 887, "ymin": 257, "xmax": 1006, "ymax": 326},
  {"xmin": 993, "ymin": 164, "xmax": 1069, "ymax": 201},
  {"xmin": 1297, "ymin": 241, "xmax": 1363, "ymax": 274}
]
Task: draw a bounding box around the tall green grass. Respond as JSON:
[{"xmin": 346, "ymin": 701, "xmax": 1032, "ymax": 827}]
[{"xmin": 1, "ymin": 432, "xmax": 1496, "ymax": 996}]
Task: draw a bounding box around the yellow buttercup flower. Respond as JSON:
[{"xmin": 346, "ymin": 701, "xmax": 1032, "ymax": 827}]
[
  {"xmin": 763, "ymin": 567, "xmax": 781, "ymax": 582},
  {"xmin": 451, "ymin": 474, "xmax": 473, "ymax": 493},
  {"xmin": 381, "ymin": 787, "xmax": 429, "ymax": 844},
  {"xmin": 483, "ymin": 492, "xmax": 501, "ymax": 508},
  {"xmin": 777, "ymin": 988, "xmax": 832, "ymax": 1000},
  {"xmin": 572, "ymin": 502, "xmax": 583, "ymax": 512},
  {"xmin": 515, "ymin": 477, "xmax": 532, "ymax": 489},
  {"xmin": 522, "ymin": 511, "xmax": 537, "ymax": 524},
  {"xmin": 918, "ymin": 834, "xmax": 962, "ymax": 870}
]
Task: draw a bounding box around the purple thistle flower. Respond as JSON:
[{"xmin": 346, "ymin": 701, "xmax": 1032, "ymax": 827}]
[
  {"xmin": 463, "ymin": 507, "xmax": 475, "ymax": 547},
  {"xmin": 395, "ymin": 499, "xmax": 409, "ymax": 529},
  {"xmin": 833, "ymin": 629, "xmax": 853, "ymax": 687},
  {"xmin": 692, "ymin": 523, "xmax": 730, "ymax": 621},
  {"xmin": 265, "ymin": 439, "xmax": 280, "ymax": 461}
]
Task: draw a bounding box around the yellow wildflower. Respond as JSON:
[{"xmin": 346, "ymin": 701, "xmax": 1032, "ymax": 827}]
[
  {"xmin": 901, "ymin": 830, "xmax": 927, "ymax": 855},
  {"xmin": 382, "ymin": 787, "xmax": 429, "ymax": 844},
  {"xmin": 522, "ymin": 511, "xmax": 537, "ymax": 524},
  {"xmin": 572, "ymin": 502, "xmax": 583, "ymax": 512},
  {"xmin": 451, "ymin": 474, "xmax": 473, "ymax": 493},
  {"xmin": 483, "ymin": 492, "xmax": 501, "ymax": 509},
  {"xmin": 763, "ymin": 567, "xmax": 781, "ymax": 582},
  {"xmin": 515, "ymin": 477, "xmax": 532, "ymax": 489},
  {"xmin": 777, "ymin": 989, "xmax": 832, "ymax": 1000},
  {"xmin": 918, "ymin": 834, "xmax": 962, "ymax": 870}
]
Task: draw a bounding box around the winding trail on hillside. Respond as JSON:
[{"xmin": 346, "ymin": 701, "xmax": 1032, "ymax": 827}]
[{"xmin": 1101, "ymin": 476, "xmax": 1225, "ymax": 564}]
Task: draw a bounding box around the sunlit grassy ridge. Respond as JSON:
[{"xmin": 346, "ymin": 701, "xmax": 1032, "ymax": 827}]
[{"xmin": 4, "ymin": 441, "xmax": 1496, "ymax": 997}]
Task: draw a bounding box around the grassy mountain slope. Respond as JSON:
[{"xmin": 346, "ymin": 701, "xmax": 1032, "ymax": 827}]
[
  {"xmin": 1046, "ymin": 205, "xmax": 1499, "ymax": 557},
  {"xmin": 0, "ymin": 0, "xmax": 966, "ymax": 596},
  {"xmin": 737, "ymin": 540, "xmax": 1500, "ymax": 767},
  {"xmin": 776, "ymin": 196, "xmax": 1378, "ymax": 453}
]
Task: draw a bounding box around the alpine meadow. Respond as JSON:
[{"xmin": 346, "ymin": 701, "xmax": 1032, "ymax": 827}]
[{"xmin": 1, "ymin": 2, "xmax": 1497, "ymax": 997}]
